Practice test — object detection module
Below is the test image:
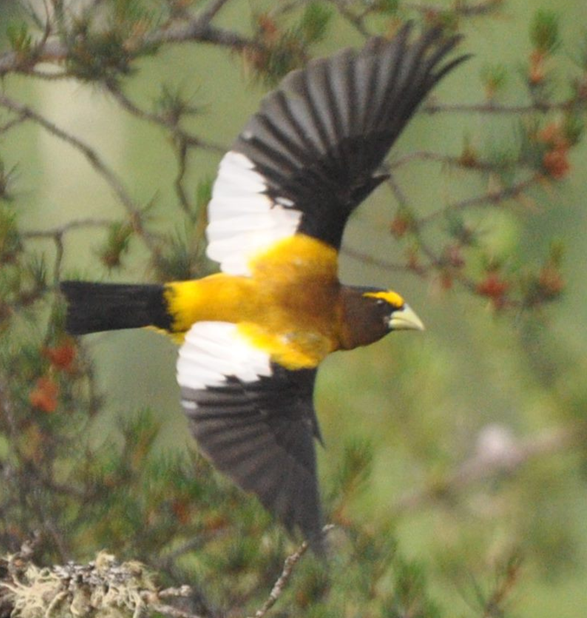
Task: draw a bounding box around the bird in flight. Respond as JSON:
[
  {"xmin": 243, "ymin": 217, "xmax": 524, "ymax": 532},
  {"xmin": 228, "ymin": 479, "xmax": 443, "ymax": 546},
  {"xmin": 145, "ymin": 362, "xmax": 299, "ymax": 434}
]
[{"xmin": 61, "ymin": 23, "xmax": 467, "ymax": 554}]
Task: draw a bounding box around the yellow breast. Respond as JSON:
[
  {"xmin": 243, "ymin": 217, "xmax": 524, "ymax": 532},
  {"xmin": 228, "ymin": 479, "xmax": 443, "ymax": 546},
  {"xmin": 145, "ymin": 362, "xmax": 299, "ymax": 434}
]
[{"xmin": 163, "ymin": 234, "xmax": 343, "ymax": 369}]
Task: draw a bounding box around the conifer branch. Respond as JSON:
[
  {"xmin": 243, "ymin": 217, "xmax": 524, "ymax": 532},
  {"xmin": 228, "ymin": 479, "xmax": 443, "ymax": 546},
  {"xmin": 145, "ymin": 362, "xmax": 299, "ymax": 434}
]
[
  {"xmin": 21, "ymin": 218, "xmax": 114, "ymax": 239},
  {"xmin": 419, "ymin": 173, "xmax": 541, "ymax": 225},
  {"xmin": 103, "ymin": 80, "xmax": 226, "ymax": 152},
  {"xmin": 423, "ymin": 100, "xmax": 582, "ymax": 114},
  {"xmin": 0, "ymin": 5, "xmax": 584, "ymax": 615},
  {"xmin": 249, "ymin": 525, "xmax": 334, "ymax": 618},
  {"xmin": 389, "ymin": 150, "xmax": 504, "ymax": 171},
  {"xmin": 0, "ymin": 94, "xmax": 157, "ymax": 250},
  {"xmin": 0, "ymin": 15, "xmax": 257, "ymax": 79},
  {"xmin": 403, "ymin": 0, "xmax": 504, "ymax": 17},
  {"xmin": 195, "ymin": 0, "xmax": 234, "ymax": 27}
]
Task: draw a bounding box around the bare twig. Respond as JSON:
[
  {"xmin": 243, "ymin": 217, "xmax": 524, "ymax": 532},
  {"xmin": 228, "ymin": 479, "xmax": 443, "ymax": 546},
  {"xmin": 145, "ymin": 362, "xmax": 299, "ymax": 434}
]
[
  {"xmin": 103, "ymin": 80, "xmax": 226, "ymax": 221},
  {"xmin": 329, "ymin": 0, "xmax": 503, "ymax": 36},
  {"xmin": 0, "ymin": 112, "xmax": 28, "ymax": 133},
  {"xmin": 157, "ymin": 586, "xmax": 193, "ymax": 600},
  {"xmin": 147, "ymin": 602, "xmax": 205, "ymax": 618},
  {"xmin": 249, "ymin": 525, "xmax": 335, "ymax": 618},
  {"xmin": 143, "ymin": 583, "xmax": 212, "ymax": 618},
  {"xmin": 19, "ymin": 69, "xmax": 70, "ymax": 81},
  {"xmin": 145, "ymin": 20, "xmax": 255, "ymax": 50},
  {"xmin": 480, "ymin": 555, "xmax": 522, "ymax": 618},
  {"xmin": 53, "ymin": 232, "xmax": 65, "ymax": 281},
  {"xmin": 196, "ymin": 0, "xmax": 233, "ymax": 27},
  {"xmin": 386, "ymin": 171, "xmax": 410, "ymax": 209},
  {"xmin": 389, "ymin": 150, "xmax": 516, "ymax": 172},
  {"xmin": 327, "ymin": 1, "xmax": 371, "ymax": 38},
  {"xmin": 104, "ymin": 81, "xmax": 226, "ymax": 152},
  {"xmin": 174, "ymin": 138, "xmax": 193, "ymax": 216},
  {"xmin": 343, "ymin": 246, "xmax": 418, "ymax": 274},
  {"xmin": 423, "ymin": 100, "xmax": 579, "ymax": 115},
  {"xmin": 22, "ymin": 218, "xmax": 114, "ymax": 239},
  {"xmin": 419, "ymin": 173, "xmax": 540, "ymax": 225},
  {"xmin": 0, "ymin": 94, "xmax": 160, "ymax": 253},
  {"xmin": 250, "ymin": 544, "xmax": 310, "ymax": 618},
  {"xmin": 403, "ymin": 0, "xmax": 503, "ymax": 16},
  {"xmin": 23, "ymin": 218, "xmax": 115, "ymax": 280}
]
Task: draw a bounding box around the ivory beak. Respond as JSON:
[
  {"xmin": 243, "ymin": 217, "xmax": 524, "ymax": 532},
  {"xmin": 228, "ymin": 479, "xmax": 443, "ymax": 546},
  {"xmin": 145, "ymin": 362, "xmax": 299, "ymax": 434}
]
[{"xmin": 388, "ymin": 304, "xmax": 425, "ymax": 332}]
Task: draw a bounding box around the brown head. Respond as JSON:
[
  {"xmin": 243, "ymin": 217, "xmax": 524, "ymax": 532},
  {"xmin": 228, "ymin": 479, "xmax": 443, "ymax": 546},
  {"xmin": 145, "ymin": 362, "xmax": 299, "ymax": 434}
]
[{"xmin": 338, "ymin": 286, "xmax": 424, "ymax": 350}]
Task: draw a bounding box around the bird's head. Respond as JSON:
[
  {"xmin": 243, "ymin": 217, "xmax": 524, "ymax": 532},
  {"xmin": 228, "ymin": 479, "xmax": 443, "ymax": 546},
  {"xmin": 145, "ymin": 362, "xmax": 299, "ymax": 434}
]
[
  {"xmin": 362, "ymin": 290, "xmax": 425, "ymax": 333},
  {"xmin": 339, "ymin": 286, "xmax": 425, "ymax": 349}
]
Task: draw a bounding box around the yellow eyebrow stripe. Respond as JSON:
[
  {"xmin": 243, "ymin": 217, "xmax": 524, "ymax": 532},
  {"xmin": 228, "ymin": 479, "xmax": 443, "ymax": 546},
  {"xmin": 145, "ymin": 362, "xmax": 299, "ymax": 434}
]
[{"xmin": 363, "ymin": 290, "xmax": 405, "ymax": 308}]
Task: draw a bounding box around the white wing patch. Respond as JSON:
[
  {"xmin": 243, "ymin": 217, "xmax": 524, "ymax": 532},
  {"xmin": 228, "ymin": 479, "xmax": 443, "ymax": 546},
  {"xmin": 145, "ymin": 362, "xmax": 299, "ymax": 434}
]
[
  {"xmin": 206, "ymin": 151, "xmax": 302, "ymax": 276},
  {"xmin": 177, "ymin": 322, "xmax": 273, "ymax": 392}
]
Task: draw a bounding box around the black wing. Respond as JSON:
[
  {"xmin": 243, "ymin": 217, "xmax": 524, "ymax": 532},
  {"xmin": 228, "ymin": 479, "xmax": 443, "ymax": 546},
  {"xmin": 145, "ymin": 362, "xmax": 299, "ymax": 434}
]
[
  {"xmin": 177, "ymin": 322, "xmax": 325, "ymax": 552},
  {"xmin": 206, "ymin": 24, "xmax": 468, "ymax": 273}
]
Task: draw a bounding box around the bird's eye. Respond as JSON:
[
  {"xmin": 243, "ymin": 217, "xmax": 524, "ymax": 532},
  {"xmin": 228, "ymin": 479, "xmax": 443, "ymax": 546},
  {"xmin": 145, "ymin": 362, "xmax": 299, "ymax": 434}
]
[{"xmin": 376, "ymin": 299, "xmax": 386, "ymax": 307}]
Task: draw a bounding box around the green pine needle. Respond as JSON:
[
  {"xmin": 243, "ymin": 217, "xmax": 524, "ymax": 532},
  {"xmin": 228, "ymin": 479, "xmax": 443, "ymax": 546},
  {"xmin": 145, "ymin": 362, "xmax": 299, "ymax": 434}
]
[{"xmin": 530, "ymin": 9, "xmax": 560, "ymax": 55}]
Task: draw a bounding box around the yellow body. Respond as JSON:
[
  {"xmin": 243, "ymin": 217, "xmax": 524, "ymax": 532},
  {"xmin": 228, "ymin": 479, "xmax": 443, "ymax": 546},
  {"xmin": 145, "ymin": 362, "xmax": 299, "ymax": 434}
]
[{"xmin": 164, "ymin": 235, "xmax": 344, "ymax": 370}]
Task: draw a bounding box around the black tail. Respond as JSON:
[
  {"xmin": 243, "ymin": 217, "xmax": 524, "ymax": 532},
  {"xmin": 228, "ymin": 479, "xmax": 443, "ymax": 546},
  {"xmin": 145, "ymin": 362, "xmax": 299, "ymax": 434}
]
[{"xmin": 60, "ymin": 281, "xmax": 173, "ymax": 335}]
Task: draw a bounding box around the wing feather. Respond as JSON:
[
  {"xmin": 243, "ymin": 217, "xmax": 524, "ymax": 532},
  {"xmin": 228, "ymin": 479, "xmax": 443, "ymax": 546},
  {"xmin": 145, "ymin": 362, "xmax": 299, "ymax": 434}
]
[
  {"xmin": 177, "ymin": 322, "xmax": 325, "ymax": 552},
  {"xmin": 207, "ymin": 25, "xmax": 468, "ymax": 273}
]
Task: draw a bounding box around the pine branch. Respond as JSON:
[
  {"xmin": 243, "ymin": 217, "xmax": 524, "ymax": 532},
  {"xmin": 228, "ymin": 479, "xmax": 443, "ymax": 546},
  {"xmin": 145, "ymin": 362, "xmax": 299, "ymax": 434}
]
[
  {"xmin": 388, "ymin": 150, "xmax": 517, "ymax": 172},
  {"xmin": 104, "ymin": 80, "xmax": 226, "ymax": 152},
  {"xmin": 342, "ymin": 246, "xmax": 416, "ymax": 274},
  {"xmin": 419, "ymin": 173, "xmax": 540, "ymax": 225},
  {"xmin": 403, "ymin": 0, "xmax": 504, "ymax": 16},
  {"xmin": 0, "ymin": 94, "xmax": 161, "ymax": 256},
  {"xmin": 145, "ymin": 20, "xmax": 254, "ymax": 50},
  {"xmin": 0, "ymin": 8, "xmax": 258, "ymax": 79},
  {"xmin": 0, "ymin": 40, "xmax": 67, "ymax": 75},
  {"xmin": 195, "ymin": 0, "xmax": 234, "ymax": 27},
  {"xmin": 249, "ymin": 525, "xmax": 335, "ymax": 618},
  {"xmin": 21, "ymin": 218, "xmax": 114, "ymax": 239},
  {"xmin": 326, "ymin": 1, "xmax": 370, "ymax": 38},
  {"xmin": 423, "ymin": 100, "xmax": 581, "ymax": 114},
  {"xmin": 0, "ymin": 534, "xmax": 338, "ymax": 618}
]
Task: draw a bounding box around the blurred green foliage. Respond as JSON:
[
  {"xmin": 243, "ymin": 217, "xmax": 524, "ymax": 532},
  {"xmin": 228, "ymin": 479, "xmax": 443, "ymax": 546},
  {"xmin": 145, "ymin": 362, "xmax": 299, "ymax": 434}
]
[{"xmin": 1, "ymin": 1, "xmax": 587, "ymax": 617}]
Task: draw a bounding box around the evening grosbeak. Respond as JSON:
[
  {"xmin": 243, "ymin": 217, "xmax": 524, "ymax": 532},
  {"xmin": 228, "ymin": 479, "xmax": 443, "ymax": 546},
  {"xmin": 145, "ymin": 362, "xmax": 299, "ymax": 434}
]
[{"xmin": 61, "ymin": 23, "xmax": 468, "ymax": 553}]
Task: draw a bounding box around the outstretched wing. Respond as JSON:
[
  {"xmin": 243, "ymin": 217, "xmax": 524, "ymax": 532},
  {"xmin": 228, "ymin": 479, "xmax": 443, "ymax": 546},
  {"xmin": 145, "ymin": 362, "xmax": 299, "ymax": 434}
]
[
  {"xmin": 177, "ymin": 322, "xmax": 325, "ymax": 552},
  {"xmin": 206, "ymin": 24, "xmax": 469, "ymax": 275}
]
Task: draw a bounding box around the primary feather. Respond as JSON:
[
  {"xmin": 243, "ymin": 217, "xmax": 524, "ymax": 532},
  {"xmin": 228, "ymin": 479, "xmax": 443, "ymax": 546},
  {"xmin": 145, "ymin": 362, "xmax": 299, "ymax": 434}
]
[{"xmin": 205, "ymin": 22, "xmax": 469, "ymax": 275}]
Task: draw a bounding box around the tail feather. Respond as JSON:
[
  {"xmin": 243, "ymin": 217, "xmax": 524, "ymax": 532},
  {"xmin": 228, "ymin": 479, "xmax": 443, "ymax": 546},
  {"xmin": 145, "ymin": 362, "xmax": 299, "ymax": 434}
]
[{"xmin": 60, "ymin": 281, "xmax": 173, "ymax": 335}]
